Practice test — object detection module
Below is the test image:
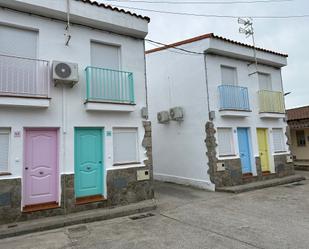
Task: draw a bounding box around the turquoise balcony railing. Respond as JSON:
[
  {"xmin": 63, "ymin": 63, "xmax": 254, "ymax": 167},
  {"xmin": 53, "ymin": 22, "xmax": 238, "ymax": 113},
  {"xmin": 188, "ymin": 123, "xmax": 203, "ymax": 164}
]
[
  {"xmin": 85, "ymin": 66, "xmax": 135, "ymax": 104},
  {"xmin": 218, "ymin": 85, "xmax": 250, "ymax": 111}
]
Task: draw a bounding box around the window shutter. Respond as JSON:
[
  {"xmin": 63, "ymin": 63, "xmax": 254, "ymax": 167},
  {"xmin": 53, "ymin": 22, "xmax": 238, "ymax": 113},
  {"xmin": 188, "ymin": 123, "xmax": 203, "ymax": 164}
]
[
  {"xmin": 218, "ymin": 128, "xmax": 234, "ymax": 156},
  {"xmin": 273, "ymin": 128, "xmax": 285, "ymax": 152},
  {"xmin": 221, "ymin": 66, "xmax": 237, "ymax": 85},
  {"xmin": 0, "ymin": 25, "xmax": 38, "ymax": 58},
  {"xmin": 258, "ymin": 73, "xmax": 272, "ymax": 91},
  {"xmin": 91, "ymin": 42, "xmax": 120, "ymax": 70},
  {"xmin": 113, "ymin": 128, "xmax": 138, "ymax": 164},
  {"xmin": 0, "ymin": 131, "xmax": 9, "ymax": 172}
]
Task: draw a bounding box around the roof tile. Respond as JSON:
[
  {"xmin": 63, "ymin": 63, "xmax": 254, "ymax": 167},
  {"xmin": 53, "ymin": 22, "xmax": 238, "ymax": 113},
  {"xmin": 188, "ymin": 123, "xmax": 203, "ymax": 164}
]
[
  {"xmin": 75, "ymin": 0, "xmax": 150, "ymax": 22},
  {"xmin": 146, "ymin": 33, "xmax": 288, "ymax": 57},
  {"xmin": 287, "ymin": 106, "xmax": 309, "ymax": 121}
]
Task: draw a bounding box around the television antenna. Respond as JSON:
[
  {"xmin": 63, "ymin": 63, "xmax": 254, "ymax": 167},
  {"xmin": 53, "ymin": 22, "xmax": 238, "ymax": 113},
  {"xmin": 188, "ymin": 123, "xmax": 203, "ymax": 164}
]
[{"xmin": 238, "ymin": 17, "xmax": 258, "ymax": 75}]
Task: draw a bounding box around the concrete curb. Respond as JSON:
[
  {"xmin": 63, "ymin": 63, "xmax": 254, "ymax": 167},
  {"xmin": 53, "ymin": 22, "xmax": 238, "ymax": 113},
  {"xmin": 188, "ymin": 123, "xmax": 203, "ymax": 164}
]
[
  {"xmin": 0, "ymin": 199, "xmax": 157, "ymax": 239},
  {"xmin": 216, "ymin": 175, "xmax": 306, "ymax": 193}
]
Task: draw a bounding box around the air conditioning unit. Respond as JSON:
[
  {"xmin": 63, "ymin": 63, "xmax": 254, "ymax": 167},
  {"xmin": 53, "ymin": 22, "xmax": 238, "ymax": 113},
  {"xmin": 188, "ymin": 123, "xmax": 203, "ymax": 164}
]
[
  {"xmin": 157, "ymin": 111, "xmax": 170, "ymax": 124},
  {"xmin": 53, "ymin": 61, "xmax": 79, "ymax": 87},
  {"xmin": 170, "ymin": 107, "xmax": 184, "ymax": 121}
]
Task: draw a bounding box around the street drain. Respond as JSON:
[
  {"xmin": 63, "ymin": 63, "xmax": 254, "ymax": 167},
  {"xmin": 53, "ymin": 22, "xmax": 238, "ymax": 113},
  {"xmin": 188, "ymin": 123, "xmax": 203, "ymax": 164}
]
[
  {"xmin": 68, "ymin": 225, "xmax": 88, "ymax": 233},
  {"xmin": 130, "ymin": 213, "xmax": 155, "ymax": 220}
]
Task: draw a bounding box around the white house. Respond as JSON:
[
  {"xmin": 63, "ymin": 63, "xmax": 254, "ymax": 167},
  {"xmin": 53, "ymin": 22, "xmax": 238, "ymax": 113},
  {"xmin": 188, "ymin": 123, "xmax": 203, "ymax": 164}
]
[
  {"xmin": 146, "ymin": 33, "xmax": 294, "ymax": 191},
  {"xmin": 0, "ymin": 0, "xmax": 153, "ymax": 224}
]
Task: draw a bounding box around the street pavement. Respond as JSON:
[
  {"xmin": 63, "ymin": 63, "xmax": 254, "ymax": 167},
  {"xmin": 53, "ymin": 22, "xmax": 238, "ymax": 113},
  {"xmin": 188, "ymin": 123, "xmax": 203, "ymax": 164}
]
[{"xmin": 0, "ymin": 171, "xmax": 308, "ymax": 249}]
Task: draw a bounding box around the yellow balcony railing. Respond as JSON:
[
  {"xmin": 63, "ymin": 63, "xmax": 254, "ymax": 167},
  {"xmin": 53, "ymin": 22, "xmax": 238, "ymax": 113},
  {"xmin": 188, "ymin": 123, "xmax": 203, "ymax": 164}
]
[{"xmin": 258, "ymin": 90, "xmax": 285, "ymax": 113}]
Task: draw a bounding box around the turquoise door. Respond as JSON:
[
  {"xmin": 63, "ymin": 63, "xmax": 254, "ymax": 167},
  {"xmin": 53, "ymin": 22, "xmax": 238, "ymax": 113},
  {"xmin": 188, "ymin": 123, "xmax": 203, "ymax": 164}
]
[
  {"xmin": 237, "ymin": 128, "xmax": 252, "ymax": 174},
  {"xmin": 75, "ymin": 128, "xmax": 104, "ymax": 198}
]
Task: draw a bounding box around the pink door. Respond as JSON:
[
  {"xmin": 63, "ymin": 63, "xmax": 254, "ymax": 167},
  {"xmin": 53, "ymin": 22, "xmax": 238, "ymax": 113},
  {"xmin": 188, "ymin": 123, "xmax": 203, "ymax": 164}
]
[{"xmin": 23, "ymin": 129, "xmax": 58, "ymax": 206}]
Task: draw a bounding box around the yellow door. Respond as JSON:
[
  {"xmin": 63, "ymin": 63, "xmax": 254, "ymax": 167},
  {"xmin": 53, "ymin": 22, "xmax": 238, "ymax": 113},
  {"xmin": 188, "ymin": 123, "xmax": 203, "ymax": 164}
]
[{"xmin": 257, "ymin": 129, "xmax": 270, "ymax": 172}]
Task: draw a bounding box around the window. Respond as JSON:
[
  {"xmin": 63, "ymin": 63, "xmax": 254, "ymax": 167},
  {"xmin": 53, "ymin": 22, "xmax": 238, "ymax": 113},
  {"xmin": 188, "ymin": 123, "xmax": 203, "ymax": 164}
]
[
  {"xmin": 221, "ymin": 66, "xmax": 237, "ymax": 85},
  {"xmin": 272, "ymin": 128, "xmax": 286, "ymax": 152},
  {"xmin": 113, "ymin": 128, "xmax": 139, "ymax": 164},
  {"xmin": 0, "ymin": 129, "xmax": 10, "ymax": 173},
  {"xmin": 296, "ymin": 130, "xmax": 306, "ymax": 147},
  {"xmin": 0, "ymin": 25, "xmax": 37, "ymax": 58},
  {"xmin": 258, "ymin": 73, "xmax": 272, "ymax": 91},
  {"xmin": 91, "ymin": 41, "xmax": 120, "ymax": 70},
  {"xmin": 217, "ymin": 128, "xmax": 235, "ymax": 156}
]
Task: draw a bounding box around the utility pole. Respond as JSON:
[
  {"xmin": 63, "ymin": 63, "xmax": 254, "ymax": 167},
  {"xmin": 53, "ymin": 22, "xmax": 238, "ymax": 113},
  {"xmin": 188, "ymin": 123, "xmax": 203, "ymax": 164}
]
[{"xmin": 238, "ymin": 17, "xmax": 258, "ymax": 75}]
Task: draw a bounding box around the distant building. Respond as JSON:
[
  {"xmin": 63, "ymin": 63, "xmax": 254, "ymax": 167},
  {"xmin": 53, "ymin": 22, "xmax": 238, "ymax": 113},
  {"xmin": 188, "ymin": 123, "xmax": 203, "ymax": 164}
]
[
  {"xmin": 0, "ymin": 0, "xmax": 153, "ymax": 224},
  {"xmin": 287, "ymin": 106, "xmax": 309, "ymax": 170},
  {"xmin": 146, "ymin": 33, "xmax": 294, "ymax": 190}
]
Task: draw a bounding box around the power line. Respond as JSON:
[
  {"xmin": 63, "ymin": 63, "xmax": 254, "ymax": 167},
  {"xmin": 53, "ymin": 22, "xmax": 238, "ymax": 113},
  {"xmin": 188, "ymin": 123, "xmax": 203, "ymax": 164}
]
[
  {"xmin": 111, "ymin": 4, "xmax": 309, "ymax": 19},
  {"xmin": 106, "ymin": 0, "xmax": 293, "ymax": 5},
  {"xmin": 146, "ymin": 40, "xmax": 201, "ymax": 56},
  {"xmin": 146, "ymin": 38, "xmax": 204, "ymax": 55}
]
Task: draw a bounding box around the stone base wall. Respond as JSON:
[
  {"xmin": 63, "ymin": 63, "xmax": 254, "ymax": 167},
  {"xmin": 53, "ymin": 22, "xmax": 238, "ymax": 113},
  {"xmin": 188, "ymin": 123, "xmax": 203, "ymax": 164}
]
[
  {"xmin": 0, "ymin": 121, "xmax": 154, "ymax": 225},
  {"xmin": 205, "ymin": 122, "xmax": 295, "ymax": 188}
]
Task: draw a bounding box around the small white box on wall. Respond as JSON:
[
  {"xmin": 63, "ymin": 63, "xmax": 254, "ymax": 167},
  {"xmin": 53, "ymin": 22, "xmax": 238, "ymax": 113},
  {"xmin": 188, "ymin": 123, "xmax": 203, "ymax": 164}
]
[
  {"xmin": 217, "ymin": 162, "xmax": 225, "ymax": 171},
  {"xmin": 286, "ymin": 155, "xmax": 293, "ymax": 163},
  {"xmin": 137, "ymin": 170, "xmax": 150, "ymax": 181}
]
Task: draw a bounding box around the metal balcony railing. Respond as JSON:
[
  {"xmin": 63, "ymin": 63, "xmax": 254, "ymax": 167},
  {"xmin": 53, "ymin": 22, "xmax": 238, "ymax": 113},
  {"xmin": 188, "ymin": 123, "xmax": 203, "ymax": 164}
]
[
  {"xmin": 218, "ymin": 84, "xmax": 250, "ymax": 111},
  {"xmin": 258, "ymin": 90, "xmax": 285, "ymax": 113},
  {"xmin": 0, "ymin": 54, "xmax": 50, "ymax": 98},
  {"xmin": 85, "ymin": 66, "xmax": 135, "ymax": 104}
]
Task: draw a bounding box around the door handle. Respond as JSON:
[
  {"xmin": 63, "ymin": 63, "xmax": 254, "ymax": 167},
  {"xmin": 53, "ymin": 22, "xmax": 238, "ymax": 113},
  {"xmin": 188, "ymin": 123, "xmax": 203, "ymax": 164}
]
[
  {"xmin": 39, "ymin": 171, "xmax": 44, "ymax": 175},
  {"xmin": 98, "ymin": 161, "xmax": 102, "ymax": 164},
  {"xmin": 86, "ymin": 166, "xmax": 91, "ymax": 170},
  {"xmin": 25, "ymin": 167, "xmax": 28, "ymax": 170}
]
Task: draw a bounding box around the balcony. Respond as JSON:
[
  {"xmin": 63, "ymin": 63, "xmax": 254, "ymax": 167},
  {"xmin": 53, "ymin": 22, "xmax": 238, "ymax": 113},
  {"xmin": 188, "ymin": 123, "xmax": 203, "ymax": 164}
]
[
  {"xmin": 84, "ymin": 66, "xmax": 135, "ymax": 112},
  {"xmin": 258, "ymin": 90, "xmax": 285, "ymax": 119},
  {"xmin": 0, "ymin": 54, "xmax": 50, "ymax": 108},
  {"xmin": 218, "ymin": 85, "xmax": 251, "ymax": 117}
]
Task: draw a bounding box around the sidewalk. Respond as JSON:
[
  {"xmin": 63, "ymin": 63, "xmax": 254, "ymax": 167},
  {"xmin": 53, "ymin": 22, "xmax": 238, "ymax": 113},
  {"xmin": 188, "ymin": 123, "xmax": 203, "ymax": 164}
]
[
  {"xmin": 0, "ymin": 199, "xmax": 156, "ymax": 239},
  {"xmin": 216, "ymin": 174, "xmax": 306, "ymax": 193}
]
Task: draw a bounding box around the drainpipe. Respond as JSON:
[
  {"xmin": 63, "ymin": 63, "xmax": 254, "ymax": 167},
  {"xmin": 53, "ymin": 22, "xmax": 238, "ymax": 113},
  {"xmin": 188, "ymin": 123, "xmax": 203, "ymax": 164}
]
[
  {"xmin": 143, "ymin": 40, "xmax": 149, "ymax": 119},
  {"xmin": 62, "ymin": 85, "xmax": 68, "ymax": 215},
  {"xmin": 203, "ymin": 52, "xmax": 211, "ymax": 115}
]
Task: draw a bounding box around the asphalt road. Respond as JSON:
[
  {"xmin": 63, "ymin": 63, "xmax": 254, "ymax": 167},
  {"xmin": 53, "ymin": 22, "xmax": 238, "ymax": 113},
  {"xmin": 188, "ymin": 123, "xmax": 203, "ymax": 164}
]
[{"xmin": 1, "ymin": 171, "xmax": 308, "ymax": 249}]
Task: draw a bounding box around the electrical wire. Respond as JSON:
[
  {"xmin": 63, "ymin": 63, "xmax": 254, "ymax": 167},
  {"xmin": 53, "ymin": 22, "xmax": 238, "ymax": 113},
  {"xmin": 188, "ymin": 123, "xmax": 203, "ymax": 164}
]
[
  {"xmin": 111, "ymin": 4, "xmax": 309, "ymax": 19},
  {"xmin": 146, "ymin": 38, "xmax": 205, "ymax": 55},
  {"xmin": 106, "ymin": 0, "xmax": 293, "ymax": 5}
]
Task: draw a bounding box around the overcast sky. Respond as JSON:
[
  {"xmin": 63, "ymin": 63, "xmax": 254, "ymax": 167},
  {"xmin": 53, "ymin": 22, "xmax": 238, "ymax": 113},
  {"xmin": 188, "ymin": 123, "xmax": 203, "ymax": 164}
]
[{"xmin": 104, "ymin": 0, "xmax": 309, "ymax": 109}]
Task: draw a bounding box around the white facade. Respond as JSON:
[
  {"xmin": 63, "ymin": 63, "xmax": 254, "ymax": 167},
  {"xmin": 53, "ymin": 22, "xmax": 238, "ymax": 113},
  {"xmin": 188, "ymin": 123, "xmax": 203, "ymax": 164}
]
[
  {"xmin": 147, "ymin": 34, "xmax": 289, "ymax": 190},
  {"xmin": 0, "ymin": 0, "xmax": 149, "ymax": 200}
]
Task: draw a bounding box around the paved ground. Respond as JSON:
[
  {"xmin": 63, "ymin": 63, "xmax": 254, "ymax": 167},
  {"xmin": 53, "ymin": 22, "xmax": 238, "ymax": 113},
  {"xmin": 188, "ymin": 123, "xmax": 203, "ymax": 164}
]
[{"xmin": 1, "ymin": 171, "xmax": 308, "ymax": 249}]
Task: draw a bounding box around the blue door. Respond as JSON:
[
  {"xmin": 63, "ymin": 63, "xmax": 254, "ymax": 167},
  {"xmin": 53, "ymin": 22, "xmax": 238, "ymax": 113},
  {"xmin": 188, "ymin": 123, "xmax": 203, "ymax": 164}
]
[
  {"xmin": 75, "ymin": 128, "xmax": 104, "ymax": 198},
  {"xmin": 237, "ymin": 128, "xmax": 252, "ymax": 174}
]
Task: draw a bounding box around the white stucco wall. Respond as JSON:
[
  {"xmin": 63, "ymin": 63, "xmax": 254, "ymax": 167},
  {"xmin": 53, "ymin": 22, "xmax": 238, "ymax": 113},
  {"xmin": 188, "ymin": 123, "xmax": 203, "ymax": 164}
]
[
  {"xmin": 0, "ymin": 6, "xmax": 148, "ymax": 188},
  {"xmin": 147, "ymin": 36, "xmax": 289, "ymax": 189},
  {"xmin": 147, "ymin": 40, "xmax": 215, "ymax": 190},
  {"xmin": 206, "ymin": 53, "xmax": 289, "ymax": 175}
]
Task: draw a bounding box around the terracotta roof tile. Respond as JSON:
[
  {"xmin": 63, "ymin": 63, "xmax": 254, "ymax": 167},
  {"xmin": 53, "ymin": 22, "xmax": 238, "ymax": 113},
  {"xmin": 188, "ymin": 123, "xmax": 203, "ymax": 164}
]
[
  {"xmin": 146, "ymin": 33, "xmax": 288, "ymax": 57},
  {"xmin": 287, "ymin": 106, "xmax": 309, "ymax": 121},
  {"xmin": 75, "ymin": 0, "xmax": 150, "ymax": 22}
]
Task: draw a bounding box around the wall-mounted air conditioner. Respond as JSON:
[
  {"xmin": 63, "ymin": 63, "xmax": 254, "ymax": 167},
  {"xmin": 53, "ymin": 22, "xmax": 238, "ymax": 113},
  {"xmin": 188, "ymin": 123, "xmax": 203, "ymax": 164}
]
[
  {"xmin": 169, "ymin": 107, "xmax": 184, "ymax": 121},
  {"xmin": 53, "ymin": 61, "xmax": 79, "ymax": 87},
  {"xmin": 157, "ymin": 111, "xmax": 170, "ymax": 124}
]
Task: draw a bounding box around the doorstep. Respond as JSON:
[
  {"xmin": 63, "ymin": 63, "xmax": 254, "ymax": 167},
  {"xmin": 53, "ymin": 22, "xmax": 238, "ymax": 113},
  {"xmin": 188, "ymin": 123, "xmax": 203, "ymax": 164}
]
[
  {"xmin": 216, "ymin": 175, "xmax": 306, "ymax": 194},
  {"xmin": 0, "ymin": 199, "xmax": 157, "ymax": 239}
]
